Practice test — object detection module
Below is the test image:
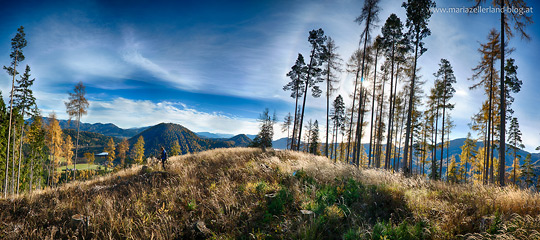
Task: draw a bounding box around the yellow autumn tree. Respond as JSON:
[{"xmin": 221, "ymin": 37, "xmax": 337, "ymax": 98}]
[
  {"xmin": 131, "ymin": 136, "xmax": 145, "ymax": 164},
  {"xmin": 104, "ymin": 138, "xmax": 115, "ymax": 170},
  {"xmin": 117, "ymin": 139, "xmax": 129, "ymax": 168},
  {"xmin": 62, "ymin": 135, "xmax": 74, "ymax": 167},
  {"xmin": 84, "ymin": 152, "xmax": 95, "ymax": 165},
  {"xmin": 45, "ymin": 113, "xmax": 64, "ymax": 186}
]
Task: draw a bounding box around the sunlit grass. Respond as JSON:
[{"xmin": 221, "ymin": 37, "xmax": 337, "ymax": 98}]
[{"xmin": 0, "ymin": 147, "xmax": 538, "ymax": 239}]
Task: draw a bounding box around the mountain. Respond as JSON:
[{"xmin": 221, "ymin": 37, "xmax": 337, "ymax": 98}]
[
  {"xmin": 196, "ymin": 132, "xmax": 235, "ymax": 139},
  {"xmin": 225, "ymin": 134, "xmax": 252, "ymax": 147},
  {"xmin": 62, "ymin": 129, "xmax": 123, "ymax": 157},
  {"xmin": 127, "ymin": 123, "xmax": 235, "ymax": 156},
  {"xmin": 41, "ymin": 117, "xmax": 148, "ymax": 138}
]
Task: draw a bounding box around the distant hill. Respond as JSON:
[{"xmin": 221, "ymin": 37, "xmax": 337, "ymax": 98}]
[
  {"xmin": 196, "ymin": 132, "xmax": 257, "ymax": 140},
  {"xmin": 128, "ymin": 123, "xmax": 236, "ymax": 156},
  {"xmin": 62, "ymin": 129, "xmax": 123, "ymax": 157},
  {"xmin": 225, "ymin": 134, "xmax": 252, "ymax": 147},
  {"xmin": 196, "ymin": 132, "xmax": 234, "ymax": 139},
  {"xmin": 41, "ymin": 117, "xmax": 148, "ymax": 138}
]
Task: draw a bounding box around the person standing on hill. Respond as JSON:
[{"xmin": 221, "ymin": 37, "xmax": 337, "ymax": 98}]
[{"xmin": 160, "ymin": 147, "xmax": 168, "ymax": 169}]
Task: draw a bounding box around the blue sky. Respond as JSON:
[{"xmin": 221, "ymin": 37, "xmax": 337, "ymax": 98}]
[{"xmin": 0, "ymin": 0, "xmax": 539, "ymax": 151}]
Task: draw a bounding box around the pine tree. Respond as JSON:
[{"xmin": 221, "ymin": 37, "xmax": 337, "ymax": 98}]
[
  {"xmin": 353, "ymin": 0, "xmax": 381, "ymax": 166},
  {"xmin": 309, "ymin": 120, "xmax": 320, "ymax": 155},
  {"xmin": 321, "ymin": 37, "xmax": 341, "ymax": 157},
  {"xmin": 331, "ymin": 95, "xmax": 345, "ymax": 162},
  {"xmin": 117, "ymin": 139, "xmax": 129, "ymax": 169},
  {"xmin": 507, "ymin": 117, "xmax": 524, "ymax": 184},
  {"xmin": 296, "ymin": 29, "xmax": 326, "ymax": 150},
  {"xmin": 434, "ymin": 59, "xmax": 456, "ymax": 179},
  {"xmin": 281, "ymin": 113, "xmax": 293, "ymax": 150},
  {"xmin": 283, "ymin": 54, "xmax": 306, "ymax": 150},
  {"xmin": 64, "ymin": 81, "xmax": 89, "ymax": 180},
  {"xmin": 520, "ymin": 154, "xmax": 535, "ymax": 188},
  {"xmin": 402, "ymin": 0, "xmax": 436, "ymax": 176},
  {"xmin": 3, "ymin": 26, "xmax": 27, "ymax": 197},
  {"xmin": 250, "ymin": 108, "xmax": 277, "ymax": 152},
  {"xmin": 131, "ymin": 136, "xmax": 145, "ymax": 164},
  {"xmin": 105, "ymin": 138, "xmax": 115, "ymax": 170},
  {"xmin": 381, "ymin": 13, "xmax": 406, "ymax": 170}
]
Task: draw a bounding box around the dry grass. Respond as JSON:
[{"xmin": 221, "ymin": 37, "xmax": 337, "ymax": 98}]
[{"xmin": 0, "ymin": 148, "xmax": 539, "ymax": 239}]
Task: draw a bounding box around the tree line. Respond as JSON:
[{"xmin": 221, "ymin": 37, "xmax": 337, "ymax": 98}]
[
  {"xmin": 275, "ymin": 0, "xmax": 534, "ymax": 188},
  {"xmin": 0, "ymin": 27, "xmax": 150, "ymax": 197}
]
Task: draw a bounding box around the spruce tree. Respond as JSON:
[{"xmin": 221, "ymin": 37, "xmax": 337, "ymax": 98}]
[
  {"xmin": 13, "ymin": 65, "xmax": 36, "ymax": 193},
  {"xmin": 250, "ymin": 108, "xmax": 277, "ymax": 152},
  {"xmin": 3, "ymin": 26, "xmax": 27, "ymax": 197}
]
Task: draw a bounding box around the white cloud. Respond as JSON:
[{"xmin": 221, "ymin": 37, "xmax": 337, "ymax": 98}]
[{"xmin": 83, "ymin": 97, "xmax": 261, "ymax": 136}]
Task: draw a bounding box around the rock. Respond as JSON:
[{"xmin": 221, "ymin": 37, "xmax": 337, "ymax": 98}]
[{"xmin": 300, "ymin": 210, "xmax": 314, "ymax": 215}]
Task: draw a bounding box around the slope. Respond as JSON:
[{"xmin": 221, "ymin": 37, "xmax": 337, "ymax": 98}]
[{"xmin": 1, "ymin": 148, "xmax": 539, "ymax": 239}]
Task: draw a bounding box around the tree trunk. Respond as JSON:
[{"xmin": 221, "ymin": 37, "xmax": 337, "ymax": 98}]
[
  {"xmin": 16, "ymin": 108, "xmax": 26, "ymax": 194},
  {"xmin": 4, "ymin": 48, "xmax": 18, "ymax": 197},
  {"xmin": 297, "ymin": 47, "xmax": 316, "ymax": 151},
  {"xmin": 403, "ymin": 32, "xmax": 419, "ymax": 176},
  {"xmin": 499, "ymin": 6, "xmax": 506, "ymax": 186},
  {"xmin": 368, "ymin": 48, "xmax": 379, "ymax": 168}
]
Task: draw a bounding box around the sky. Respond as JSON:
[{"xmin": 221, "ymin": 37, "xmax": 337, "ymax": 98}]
[{"xmin": 0, "ymin": 0, "xmax": 538, "ymax": 151}]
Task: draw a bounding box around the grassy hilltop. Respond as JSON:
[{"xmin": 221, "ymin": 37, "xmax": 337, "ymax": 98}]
[{"xmin": 0, "ymin": 148, "xmax": 539, "ymax": 239}]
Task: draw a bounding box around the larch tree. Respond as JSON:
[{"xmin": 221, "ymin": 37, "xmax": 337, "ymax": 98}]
[
  {"xmin": 64, "ymin": 81, "xmax": 89, "ymax": 180},
  {"xmin": 368, "ymin": 36, "xmax": 383, "ymax": 167},
  {"xmin": 84, "ymin": 152, "xmax": 95, "ymax": 165},
  {"xmin": 460, "ymin": 133, "xmax": 477, "ymax": 183},
  {"xmin": 104, "ymin": 138, "xmax": 116, "ymax": 170},
  {"xmin": 353, "ymin": 0, "xmax": 380, "ymax": 166},
  {"xmin": 321, "ymin": 37, "xmax": 341, "ymax": 157},
  {"xmin": 473, "ymin": 0, "xmax": 533, "ymax": 187},
  {"xmin": 26, "ymin": 114, "xmax": 46, "ymax": 193},
  {"xmin": 281, "ymin": 112, "xmax": 293, "ymax": 150},
  {"xmin": 296, "ymin": 29, "xmax": 326, "ymax": 151},
  {"xmin": 13, "ymin": 65, "xmax": 36, "ymax": 194},
  {"xmin": 402, "ymin": 0, "xmax": 435, "ymax": 176},
  {"xmin": 170, "ymin": 140, "xmax": 181, "ymax": 157},
  {"xmin": 3, "ymin": 26, "xmax": 27, "ymax": 197},
  {"xmin": 470, "ymin": 29, "xmax": 502, "ymax": 184},
  {"xmin": 131, "ymin": 136, "xmax": 145, "ymax": 164},
  {"xmin": 283, "ymin": 54, "xmax": 306, "ymax": 150},
  {"xmin": 62, "ymin": 135, "xmax": 74, "ymax": 170},
  {"xmin": 117, "ymin": 139, "xmax": 129, "ymax": 169},
  {"xmin": 46, "ymin": 113, "xmax": 63, "ymax": 187}
]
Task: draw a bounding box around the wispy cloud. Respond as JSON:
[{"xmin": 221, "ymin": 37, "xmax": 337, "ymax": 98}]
[{"xmin": 84, "ymin": 97, "xmax": 260, "ymax": 136}]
